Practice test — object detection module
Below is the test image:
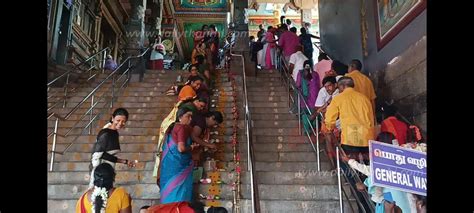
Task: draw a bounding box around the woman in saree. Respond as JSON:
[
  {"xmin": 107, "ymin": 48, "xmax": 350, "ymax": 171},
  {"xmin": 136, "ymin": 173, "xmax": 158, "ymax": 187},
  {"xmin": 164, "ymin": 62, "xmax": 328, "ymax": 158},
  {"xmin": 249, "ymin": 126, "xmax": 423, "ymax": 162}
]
[
  {"xmin": 178, "ymin": 75, "xmax": 203, "ymax": 101},
  {"xmin": 158, "ymin": 107, "xmax": 198, "ymax": 204},
  {"xmin": 263, "ymin": 26, "xmax": 277, "ymax": 70},
  {"xmin": 296, "ymin": 60, "xmax": 321, "ymax": 134},
  {"xmin": 76, "ymin": 163, "xmax": 132, "ymax": 213},
  {"xmin": 191, "ymin": 43, "xmax": 206, "ymax": 65}
]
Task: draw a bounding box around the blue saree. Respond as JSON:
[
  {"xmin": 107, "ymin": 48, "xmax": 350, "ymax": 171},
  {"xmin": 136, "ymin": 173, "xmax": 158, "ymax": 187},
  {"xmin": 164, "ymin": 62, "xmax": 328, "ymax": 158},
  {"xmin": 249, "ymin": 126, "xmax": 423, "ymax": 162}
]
[{"xmin": 159, "ymin": 130, "xmax": 194, "ymax": 204}]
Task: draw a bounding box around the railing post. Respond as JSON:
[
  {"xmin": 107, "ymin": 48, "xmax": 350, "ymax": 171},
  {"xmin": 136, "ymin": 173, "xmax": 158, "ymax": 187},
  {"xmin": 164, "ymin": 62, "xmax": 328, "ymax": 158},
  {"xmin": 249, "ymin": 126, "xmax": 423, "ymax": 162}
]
[
  {"xmin": 89, "ymin": 95, "xmax": 94, "ymax": 134},
  {"xmin": 90, "ymin": 58, "xmax": 94, "ymax": 77},
  {"xmin": 298, "ymin": 95, "xmax": 301, "ymax": 135},
  {"xmin": 49, "ymin": 117, "xmax": 59, "ymax": 171},
  {"xmin": 288, "ymin": 79, "xmax": 291, "ymax": 108},
  {"xmin": 111, "ymin": 75, "xmax": 115, "ymax": 108},
  {"xmin": 316, "ymin": 115, "xmax": 321, "ymax": 172},
  {"xmin": 102, "ymin": 49, "xmax": 107, "ymax": 73},
  {"xmin": 127, "ymin": 59, "xmax": 132, "ymax": 85},
  {"xmin": 336, "ymin": 147, "xmax": 344, "ymax": 213},
  {"xmin": 63, "ymin": 73, "xmax": 70, "ymax": 108}
]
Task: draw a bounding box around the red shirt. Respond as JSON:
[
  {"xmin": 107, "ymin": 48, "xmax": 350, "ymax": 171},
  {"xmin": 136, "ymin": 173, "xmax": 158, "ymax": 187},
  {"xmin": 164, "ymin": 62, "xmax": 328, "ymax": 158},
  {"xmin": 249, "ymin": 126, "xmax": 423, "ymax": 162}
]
[{"xmin": 381, "ymin": 116, "xmax": 408, "ymax": 145}]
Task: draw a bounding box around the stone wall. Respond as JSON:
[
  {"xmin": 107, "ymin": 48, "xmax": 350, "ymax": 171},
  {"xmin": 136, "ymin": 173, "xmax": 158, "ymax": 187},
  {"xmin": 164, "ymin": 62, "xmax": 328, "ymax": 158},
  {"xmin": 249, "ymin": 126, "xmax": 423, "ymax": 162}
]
[{"xmin": 374, "ymin": 36, "xmax": 426, "ymax": 132}]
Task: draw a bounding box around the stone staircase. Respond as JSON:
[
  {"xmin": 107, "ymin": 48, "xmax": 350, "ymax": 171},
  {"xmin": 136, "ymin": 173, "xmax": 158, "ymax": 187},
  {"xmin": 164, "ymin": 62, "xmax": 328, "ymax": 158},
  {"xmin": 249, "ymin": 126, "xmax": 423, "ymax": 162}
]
[
  {"xmin": 244, "ymin": 71, "xmax": 352, "ymax": 213},
  {"xmin": 47, "ymin": 70, "xmax": 186, "ymax": 213},
  {"xmin": 47, "ymin": 69, "xmax": 254, "ymax": 213},
  {"xmin": 47, "ymin": 67, "xmax": 358, "ymax": 212},
  {"xmin": 47, "ymin": 70, "xmax": 112, "ymax": 113}
]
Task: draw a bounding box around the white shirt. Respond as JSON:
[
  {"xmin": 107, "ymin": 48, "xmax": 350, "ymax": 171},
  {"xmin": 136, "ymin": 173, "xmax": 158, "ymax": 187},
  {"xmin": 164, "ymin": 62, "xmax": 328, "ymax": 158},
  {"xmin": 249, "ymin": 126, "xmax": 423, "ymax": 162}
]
[
  {"xmin": 315, "ymin": 87, "xmax": 340, "ymax": 129},
  {"xmin": 150, "ymin": 43, "xmax": 165, "ymax": 60},
  {"xmin": 289, "ymin": 51, "xmax": 308, "ymax": 81},
  {"xmin": 314, "ymin": 87, "xmax": 339, "ymax": 107}
]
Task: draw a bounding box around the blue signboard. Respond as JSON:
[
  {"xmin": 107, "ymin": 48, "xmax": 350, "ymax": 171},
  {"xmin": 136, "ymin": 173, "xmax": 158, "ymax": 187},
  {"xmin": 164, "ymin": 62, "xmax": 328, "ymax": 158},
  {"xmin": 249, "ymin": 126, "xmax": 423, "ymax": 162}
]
[{"xmin": 369, "ymin": 140, "xmax": 427, "ymax": 196}]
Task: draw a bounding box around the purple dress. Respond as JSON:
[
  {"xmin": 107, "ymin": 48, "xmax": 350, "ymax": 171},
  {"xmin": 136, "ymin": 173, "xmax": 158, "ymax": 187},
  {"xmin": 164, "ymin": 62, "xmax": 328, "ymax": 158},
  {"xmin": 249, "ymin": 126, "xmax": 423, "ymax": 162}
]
[{"xmin": 296, "ymin": 70, "xmax": 321, "ymax": 109}]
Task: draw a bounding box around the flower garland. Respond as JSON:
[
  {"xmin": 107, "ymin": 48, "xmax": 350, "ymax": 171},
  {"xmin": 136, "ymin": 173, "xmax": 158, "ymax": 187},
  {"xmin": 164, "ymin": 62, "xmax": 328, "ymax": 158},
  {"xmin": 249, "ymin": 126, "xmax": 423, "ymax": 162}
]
[{"xmin": 90, "ymin": 186, "xmax": 108, "ymax": 213}]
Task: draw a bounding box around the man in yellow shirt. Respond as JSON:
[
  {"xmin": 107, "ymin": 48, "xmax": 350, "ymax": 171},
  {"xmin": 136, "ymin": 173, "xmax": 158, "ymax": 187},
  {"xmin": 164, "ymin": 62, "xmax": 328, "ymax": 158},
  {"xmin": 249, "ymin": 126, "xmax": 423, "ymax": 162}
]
[
  {"xmin": 345, "ymin": 59, "xmax": 376, "ymax": 111},
  {"xmin": 325, "ymin": 76, "xmax": 375, "ymax": 158}
]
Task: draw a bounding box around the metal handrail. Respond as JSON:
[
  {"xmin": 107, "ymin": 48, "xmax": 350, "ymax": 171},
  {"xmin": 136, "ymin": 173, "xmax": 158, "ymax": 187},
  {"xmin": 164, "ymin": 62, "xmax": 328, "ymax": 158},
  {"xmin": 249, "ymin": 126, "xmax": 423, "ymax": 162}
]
[
  {"xmin": 230, "ymin": 41, "xmax": 260, "ymax": 213},
  {"xmin": 277, "ymin": 49, "xmax": 375, "ymax": 212},
  {"xmin": 48, "ymin": 47, "xmax": 110, "ymax": 86},
  {"xmin": 278, "ymin": 56, "xmax": 321, "ymax": 171},
  {"xmin": 47, "ymin": 47, "xmax": 151, "ymax": 171},
  {"xmin": 313, "ymin": 42, "xmax": 332, "ymax": 60},
  {"xmin": 47, "ymin": 47, "xmax": 111, "ymax": 110}
]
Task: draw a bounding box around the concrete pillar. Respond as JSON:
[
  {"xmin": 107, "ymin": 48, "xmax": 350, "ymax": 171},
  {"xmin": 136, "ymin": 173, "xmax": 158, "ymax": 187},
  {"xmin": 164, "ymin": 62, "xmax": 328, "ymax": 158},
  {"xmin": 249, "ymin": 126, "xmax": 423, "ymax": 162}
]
[
  {"xmin": 94, "ymin": 0, "xmax": 103, "ymax": 54},
  {"xmin": 231, "ymin": 0, "xmax": 256, "ymax": 76},
  {"xmin": 127, "ymin": 0, "xmax": 147, "ymax": 82}
]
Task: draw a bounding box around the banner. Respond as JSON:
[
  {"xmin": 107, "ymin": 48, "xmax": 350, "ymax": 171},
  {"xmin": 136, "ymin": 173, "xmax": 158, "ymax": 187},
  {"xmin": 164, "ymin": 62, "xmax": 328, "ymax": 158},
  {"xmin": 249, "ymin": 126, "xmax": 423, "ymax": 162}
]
[{"xmin": 369, "ymin": 140, "xmax": 426, "ymax": 196}]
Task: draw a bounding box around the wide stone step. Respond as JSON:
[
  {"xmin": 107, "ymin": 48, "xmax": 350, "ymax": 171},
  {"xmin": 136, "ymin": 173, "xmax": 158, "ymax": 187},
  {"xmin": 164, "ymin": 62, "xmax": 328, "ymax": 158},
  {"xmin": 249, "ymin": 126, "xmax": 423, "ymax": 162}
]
[
  {"xmin": 48, "ymin": 199, "xmax": 159, "ymax": 213},
  {"xmin": 252, "ymin": 127, "xmax": 301, "ymax": 136},
  {"xmin": 248, "ymin": 76, "xmax": 282, "ymax": 82},
  {"xmin": 54, "ymin": 107, "xmax": 176, "ymax": 120},
  {"xmin": 48, "ymin": 143, "xmax": 157, "ymax": 154},
  {"xmin": 249, "ymin": 108, "xmax": 293, "ymax": 114},
  {"xmin": 48, "ymin": 149, "xmax": 244, "ymax": 163},
  {"xmin": 108, "ymin": 101, "xmax": 179, "ymax": 108},
  {"xmin": 247, "ymin": 95, "xmax": 289, "ymax": 102},
  {"xmin": 247, "ymin": 91, "xmax": 288, "ymax": 97},
  {"xmin": 47, "ymin": 151, "xmax": 154, "ymax": 162},
  {"xmin": 121, "ymin": 85, "xmax": 183, "ymax": 92},
  {"xmin": 257, "ymin": 184, "xmax": 339, "ymax": 200},
  {"xmin": 48, "ymin": 116, "xmax": 240, "ymax": 130},
  {"xmin": 251, "ymin": 120, "xmax": 299, "ymax": 127},
  {"xmin": 254, "ymin": 161, "xmax": 331, "ymax": 172},
  {"xmin": 256, "ymin": 171, "xmax": 337, "ymax": 185},
  {"xmin": 47, "ymin": 160, "xmax": 157, "ymax": 172},
  {"xmin": 48, "ymin": 135, "xmax": 159, "ymax": 144},
  {"xmin": 143, "ymin": 74, "xmax": 228, "ymax": 83},
  {"xmin": 47, "ymin": 158, "xmax": 330, "ymax": 173},
  {"xmin": 48, "ymin": 119, "xmax": 167, "ymax": 129},
  {"xmin": 247, "ymin": 87, "xmax": 286, "ymax": 92},
  {"xmin": 52, "ymin": 90, "xmax": 110, "ymax": 98},
  {"xmin": 48, "ymin": 184, "xmax": 159, "ymax": 199},
  {"xmin": 53, "ymin": 107, "xmax": 175, "ymax": 117},
  {"xmin": 47, "ymin": 148, "xmax": 322, "ymax": 164},
  {"xmin": 47, "ymin": 132, "xmax": 248, "ymax": 145},
  {"xmin": 255, "ymin": 135, "xmax": 309, "ymax": 143},
  {"xmin": 48, "ymin": 126, "xmax": 158, "ymax": 136},
  {"xmin": 252, "ymin": 142, "xmax": 317, "ymax": 152},
  {"xmin": 247, "ymin": 102, "xmax": 287, "ymax": 108},
  {"xmin": 48, "ymin": 126, "xmax": 244, "ymax": 137},
  {"xmin": 47, "ymin": 159, "xmax": 242, "ymax": 172},
  {"xmin": 142, "ymin": 71, "xmax": 230, "ymax": 79},
  {"xmin": 48, "ymin": 170, "xmax": 247, "ymax": 185},
  {"xmin": 251, "ymin": 151, "xmax": 319, "ymax": 162},
  {"xmin": 253, "ymin": 200, "xmax": 350, "ymax": 213},
  {"xmin": 121, "ymin": 90, "xmax": 172, "ymax": 97},
  {"xmin": 247, "ymin": 81, "xmax": 283, "ymax": 86},
  {"xmin": 250, "ymin": 113, "xmax": 296, "ymax": 120},
  {"xmin": 196, "ymin": 183, "xmax": 250, "ymax": 200}
]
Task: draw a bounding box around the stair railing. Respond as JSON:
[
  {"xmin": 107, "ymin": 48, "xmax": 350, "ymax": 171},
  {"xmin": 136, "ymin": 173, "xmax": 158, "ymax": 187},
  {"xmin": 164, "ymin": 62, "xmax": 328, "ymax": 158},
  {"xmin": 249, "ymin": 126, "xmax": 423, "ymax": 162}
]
[
  {"xmin": 47, "ymin": 47, "xmax": 150, "ymax": 172},
  {"xmin": 276, "ymin": 45, "xmax": 375, "ymax": 212},
  {"xmin": 47, "ymin": 47, "xmax": 111, "ymax": 111},
  {"xmin": 229, "ymin": 36, "xmax": 261, "ymax": 213}
]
